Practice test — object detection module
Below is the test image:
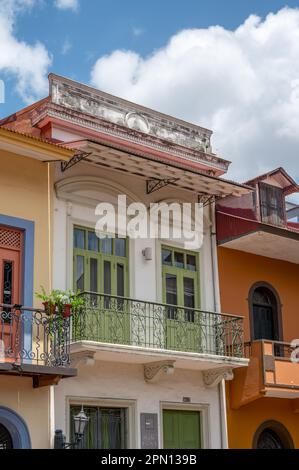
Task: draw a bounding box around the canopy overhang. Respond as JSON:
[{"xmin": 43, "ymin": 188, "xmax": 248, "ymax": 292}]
[{"xmin": 63, "ymin": 139, "xmax": 252, "ymax": 199}]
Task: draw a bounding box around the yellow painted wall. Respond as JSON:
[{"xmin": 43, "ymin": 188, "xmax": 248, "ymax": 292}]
[
  {"xmin": 0, "ymin": 376, "xmax": 52, "ymax": 449},
  {"xmin": 0, "ymin": 149, "xmax": 53, "ymax": 448},
  {"xmin": 0, "ymin": 149, "xmax": 52, "ymax": 297}
]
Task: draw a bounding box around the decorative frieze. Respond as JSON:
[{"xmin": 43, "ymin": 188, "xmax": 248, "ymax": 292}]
[{"xmin": 50, "ymin": 75, "xmax": 212, "ymax": 154}]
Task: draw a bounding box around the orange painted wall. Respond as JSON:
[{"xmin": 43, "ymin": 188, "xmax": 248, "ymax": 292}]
[
  {"xmin": 226, "ymin": 385, "xmax": 299, "ymax": 448},
  {"xmin": 218, "ymin": 247, "xmax": 299, "ymax": 343},
  {"xmin": 218, "ymin": 247, "xmax": 299, "ymax": 448}
]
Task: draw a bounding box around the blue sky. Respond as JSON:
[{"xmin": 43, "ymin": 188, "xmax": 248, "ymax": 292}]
[
  {"xmin": 1, "ymin": 0, "xmax": 299, "ymax": 116},
  {"xmin": 1, "ymin": 0, "xmax": 299, "ymax": 187}
]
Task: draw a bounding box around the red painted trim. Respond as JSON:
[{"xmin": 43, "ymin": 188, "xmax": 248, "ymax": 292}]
[{"xmin": 38, "ymin": 116, "xmax": 226, "ymax": 176}]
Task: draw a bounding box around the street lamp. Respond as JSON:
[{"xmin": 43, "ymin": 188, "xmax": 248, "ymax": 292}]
[{"xmin": 54, "ymin": 406, "xmax": 89, "ymax": 449}]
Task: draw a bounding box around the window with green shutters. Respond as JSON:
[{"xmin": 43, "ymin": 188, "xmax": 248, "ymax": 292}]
[{"xmin": 73, "ymin": 226, "xmax": 129, "ymax": 297}]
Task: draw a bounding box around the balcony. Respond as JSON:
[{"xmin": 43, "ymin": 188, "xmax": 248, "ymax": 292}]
[
  {"xmin": 71, "ymin": 292, "xmax": 247, "ymax": 372},
  {"xmin": 216, "ymin": 169, "xmax": 299, "ymax": 263},
  {"xmin": 230, "ymin": 340, "xmax": 299, "ymax": 409},
  {"xmin": 0, "ymin": 304, "xmax": 76, "ymax": 387}
]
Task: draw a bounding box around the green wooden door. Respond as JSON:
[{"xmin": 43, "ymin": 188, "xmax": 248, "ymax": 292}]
[
  {"xmin": 162, "ymin": 246, "xmax": 200, "ymax": 352},
  {"xmin": 163, "ymin": 410, "xmax": 202, "ymax": 449},
  {"xmin": 73, "ymin": 227, "xmax": 129, "ymax": 344}
]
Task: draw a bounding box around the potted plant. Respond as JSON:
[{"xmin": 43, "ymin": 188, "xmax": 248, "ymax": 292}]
[
  {"xmin": 35, "ymin": 288, "xmax": 85, "ymax": 318},
  {"xmin": 35, "ymin": 286, "xmax": 56, "ymax": 316}
]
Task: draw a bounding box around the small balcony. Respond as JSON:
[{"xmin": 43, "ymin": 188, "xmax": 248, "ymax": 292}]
[
  {"xmin": 216, "ymin": 169, "xmax": 299, "ymax": 263},
  {"xmin": 71, "ymin": 292, "xmax": 247, "ymax": 372},
  {"xmin": 0, "ymin": 304, "xmax": 76, "ymax": 388},
  {"xmin": 230, "ymin": 340, "xmax": 299, "ymax": 409}
]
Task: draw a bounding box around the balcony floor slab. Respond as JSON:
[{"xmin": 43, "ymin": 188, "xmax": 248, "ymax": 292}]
[{"xmin": 70, "ymin": 341, "xmax": 248, "ymax": 371}]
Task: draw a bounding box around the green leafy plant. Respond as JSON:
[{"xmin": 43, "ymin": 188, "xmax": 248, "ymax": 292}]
[{"xmin": 35, "ymin": 287, "xmax": 85, "ymax": 316}]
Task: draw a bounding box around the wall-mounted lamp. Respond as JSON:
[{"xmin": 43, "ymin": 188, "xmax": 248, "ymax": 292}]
[
  {"xmin": 54, "ymin": 406, "xmax": 89, "ymax": 449},
  {"xmin": 142, "ymin": 247, "xmax": 152, "ymax": 261}
]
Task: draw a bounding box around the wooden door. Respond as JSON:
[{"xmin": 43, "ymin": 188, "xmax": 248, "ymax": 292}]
[
  {"xmin": 163, "ymin": 410, "xmax": 202, "ymax": 449},
  {"xmin": 0, "ymin": 227, "xmax": 23, "ymax": 362},
  {"xmin": 162, "ymin": 247, "xmax": 200, "ymax": 352}
]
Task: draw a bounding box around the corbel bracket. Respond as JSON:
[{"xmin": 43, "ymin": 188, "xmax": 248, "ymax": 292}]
[
  {"xmin": 144, "ymin": 360, "xmax": 175, "ymax": 382},
  {"xmin": 203, "ymin": 367, "xmax": 234, "ymax": 388},
  {"xmin": 61, "ymin": 151, "xmax": 91, "ymax": 172},
  {"xmin": 147, "ymin": 178, "xmax": 179, "ymax": 194},
  {"xmin": 71, "ymin": 350, "xmax": 96, "ymax": 368}
]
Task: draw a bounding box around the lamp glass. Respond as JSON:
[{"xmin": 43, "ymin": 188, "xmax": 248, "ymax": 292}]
[{"xmin": 74, "ymin": 406, "xmax": 89, "ymax": 437}]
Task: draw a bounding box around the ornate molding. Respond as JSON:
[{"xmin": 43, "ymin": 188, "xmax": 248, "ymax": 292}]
[
  {"xmin": 71, "ymin": 351, "xmax": 96, "ymax": 368},
  {"xmin": 33, "ymin": 102, "xmax": 229, "ymax": 173},
  {"xmin": 55, "ymin": 175, "xmax": 141, "ymax": 207},
  {"xmin": 50, "ymin": 75, "xmax": 212, "ymax": 154},
  {"xmin": 144, "ymin": 360, "xmax": 175, "ymax": 382},
  {"xmin": 202, "ymin": 367, "xmax": 234, "ymax": 388}
]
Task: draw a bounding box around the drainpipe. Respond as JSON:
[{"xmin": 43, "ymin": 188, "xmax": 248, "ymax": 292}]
[
  {"xmin": 47, "ymin": 163, "xmax": 52, "ymax": 291},
  {"xmin": 47, "ymin": 163, "xmax": 55, "ymax": 448},
  {"xmin": 209, "ymin": 202, "xmax": 228, "ymax": 449}
]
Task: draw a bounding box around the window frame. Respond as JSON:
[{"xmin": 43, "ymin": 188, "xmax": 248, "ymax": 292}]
[
  {"xmin": 248, "ymin": 281, "xmax": 283, "ymax": 342},
  {"xmin": 73, "ymin": 225, "xmax": 129, "ymax": 296},
  {"xmin": 258, "ymin": 182, "xmax": 286, "ymax": 226},
  {"xmin": 161, "ymin": 245, "xmax": 200, "ymax": 310}
]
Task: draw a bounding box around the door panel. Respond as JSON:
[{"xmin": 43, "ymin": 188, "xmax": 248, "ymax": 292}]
[
  {"xmin": 101, "ymin": 258, "xmax": 129, "ymax": 345},
  {"xmin": 163, "ymin": 410, "xmax": 202, "ymax": 449},
  {"xmin": 0, "ymin": 244, "xmax": 22, "ymax": 362},
  {"xmin": 162, "ymin": 247, "xmax": 200, "ymax": 352},
  {"xmin": 253, "ymin": 305, "xmax": 275, "ymax": 340}
]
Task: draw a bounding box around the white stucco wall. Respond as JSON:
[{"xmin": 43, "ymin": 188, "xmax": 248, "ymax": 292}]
[{"xmin": 54, "ymin": 361, "xmax": 222, "ymax": 449}]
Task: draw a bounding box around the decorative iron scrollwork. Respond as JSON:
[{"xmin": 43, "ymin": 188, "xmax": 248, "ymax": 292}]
[
  {"xmin": 61, "ymin": 152, "xmax": 91, "ymax": 172},
  {"xmin": 146, "ymin": 178, "xmax": 180, "ymax": 194}
]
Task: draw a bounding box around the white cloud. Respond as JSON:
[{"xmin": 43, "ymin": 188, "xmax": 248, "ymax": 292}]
[
  {"xmin": 131, "ymin": 27, "xmax": 144, "ymax": 37},
  {"xmin": 91, "ymin": 8, "xmax": 299, "ymax": 183},
  {"xmin": 61, "ymin": 38, "xmax": 72, "ymax": 55},
  {"xmin": 0, "ymin": 0, "xmax": 51, "ymax": 103},
  {"xmin": 54, "ymin": 0, "xmax": 78, "ymax": 11}
]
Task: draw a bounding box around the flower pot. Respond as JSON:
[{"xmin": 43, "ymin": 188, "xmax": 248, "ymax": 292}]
[
  {"xmin": 43, "ymin": 302, "xmax": 56, "ymax": 316},
  {"xmin": 62, "ymin": 304, "xmax": 72, "ymax": 318}
]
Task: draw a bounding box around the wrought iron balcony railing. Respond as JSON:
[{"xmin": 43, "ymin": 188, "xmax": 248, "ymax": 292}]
[
  {"xmin": 72, "ymin": 292, "xmax": 244, "ymax": 358},
  {"xmin": 0, "ymin": 304, "xmax": 71, "ymax": 368}
]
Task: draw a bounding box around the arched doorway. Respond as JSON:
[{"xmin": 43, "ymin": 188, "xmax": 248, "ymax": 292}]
[
  {"xmin": 249, "ymin": 283, "xmax": 282, "ymax": 342},
  {"xmin": 0, "ymin": 407, "xmax": 31, "ymax": 449},
  {"xmin": 0, "ymin": 423, "xmax": 13, "ymax": 449},
  {"xmin": 253, "ymin": 421, "xmax": 294, "ymax": 449}
]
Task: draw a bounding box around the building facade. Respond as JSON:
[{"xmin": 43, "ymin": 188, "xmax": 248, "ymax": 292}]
[
  {"xmin": 216, "ymin": 168, "xmax": 299, "ymax": 448},
  {"xmin": 1, "ymin": 74, "xmax": 250, "ymax": 449},
  {"xmin": 0, "ymin": 127, "xmax": 76, "ymax": 448}
]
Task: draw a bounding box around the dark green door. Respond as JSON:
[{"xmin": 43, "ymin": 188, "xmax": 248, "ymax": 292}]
[
  {"xmin": 163, "ymin": 410, "xmax": 202, "ymax": 449},
  {"xmin": 162, "ymin": 247, "xmax": 200, "ymax": 352}
]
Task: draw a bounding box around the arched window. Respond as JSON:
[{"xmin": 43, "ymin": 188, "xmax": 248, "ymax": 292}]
[
  {"xmin": 249, "ymin": 283, "xmax": 282, "ymax": 341},
  {"xmin": 253, "ymin": 421, "xmax": 294, "ymax": 449}
]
